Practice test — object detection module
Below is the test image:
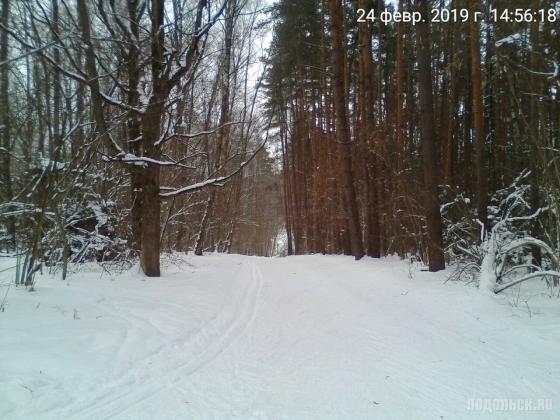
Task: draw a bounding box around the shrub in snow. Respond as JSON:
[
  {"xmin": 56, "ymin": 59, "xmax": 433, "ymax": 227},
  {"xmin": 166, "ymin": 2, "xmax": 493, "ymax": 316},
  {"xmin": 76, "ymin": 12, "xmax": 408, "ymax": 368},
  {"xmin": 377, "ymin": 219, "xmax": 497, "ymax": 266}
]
[
  {"xmin": 1, "ymin": 157, "xmax": 131, "ymax": 287},
  {"xmin": 444, "ymin": 171, "xmax": 560, "ymax": 293},
  {"xmin": 441, "ymin": 189, "xmax": 482, "ymax": 285},
  {"xmin": 61, "ymin": 196, "xmax": 129, "ymax": 264},
  {"xmin": 479, "ymin": 171, "xmax": 560, "ymax": 294}
]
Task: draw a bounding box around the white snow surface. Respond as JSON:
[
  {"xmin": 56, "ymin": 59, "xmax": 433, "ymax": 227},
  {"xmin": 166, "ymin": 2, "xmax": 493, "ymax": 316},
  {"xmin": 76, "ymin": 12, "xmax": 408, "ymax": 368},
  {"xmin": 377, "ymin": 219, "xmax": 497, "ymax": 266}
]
[{"xmin": 1, "ymin": 254, "xmax": 559, "ymax": 419}]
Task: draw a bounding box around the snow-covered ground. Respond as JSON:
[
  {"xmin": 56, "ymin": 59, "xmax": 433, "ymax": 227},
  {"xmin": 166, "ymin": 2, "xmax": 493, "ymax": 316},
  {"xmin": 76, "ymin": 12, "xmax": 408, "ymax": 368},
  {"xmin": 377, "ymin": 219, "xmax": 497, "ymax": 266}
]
[{"xmin": 0, "ymin": 254, "xmax": 559, "ymax": 419}]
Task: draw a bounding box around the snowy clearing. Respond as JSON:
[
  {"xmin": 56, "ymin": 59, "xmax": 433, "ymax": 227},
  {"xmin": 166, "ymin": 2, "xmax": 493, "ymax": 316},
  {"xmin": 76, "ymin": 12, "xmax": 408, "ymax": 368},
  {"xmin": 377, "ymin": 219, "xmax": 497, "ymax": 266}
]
[{"xmin": 1, "ymin": 254, "xmax": 559, "ymax": 420}]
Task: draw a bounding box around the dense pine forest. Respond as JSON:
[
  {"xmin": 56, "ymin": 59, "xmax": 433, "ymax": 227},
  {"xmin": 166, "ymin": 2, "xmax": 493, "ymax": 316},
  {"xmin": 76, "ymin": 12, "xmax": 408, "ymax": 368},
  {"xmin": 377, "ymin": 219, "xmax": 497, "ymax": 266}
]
[
  {"xmin": 0, "ymin": 0, "xmax": 559, "ymax": 291},
  {"xmin": 268, "ymin": 0, "xmax": 560, "ymax": 282}
]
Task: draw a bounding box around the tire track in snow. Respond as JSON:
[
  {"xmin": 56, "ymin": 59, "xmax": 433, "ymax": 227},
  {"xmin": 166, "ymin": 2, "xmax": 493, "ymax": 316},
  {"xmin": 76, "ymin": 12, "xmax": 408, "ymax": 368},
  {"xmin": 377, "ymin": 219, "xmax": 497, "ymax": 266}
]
[{"xmin": 63, "ymin": 261, "xmax": 263, "ymax": 420}]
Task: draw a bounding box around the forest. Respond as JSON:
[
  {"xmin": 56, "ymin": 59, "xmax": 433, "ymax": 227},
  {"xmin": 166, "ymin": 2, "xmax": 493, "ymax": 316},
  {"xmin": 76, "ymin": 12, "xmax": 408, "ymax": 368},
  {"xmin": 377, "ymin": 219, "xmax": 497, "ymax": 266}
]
[
  {"xmin": 0, "ymin": 0, "xmax": 559, "ymax": 417},
  {"xmin": 0, "ymin": 0, "xmax": 559, "ymax": 287},
  {"xmin": 269, "ymin": 0, "xmax": 560, "ymax": 283},
  {"xmin": 0, "ymin": 0, "xmax": 285, "ymax": 280}
]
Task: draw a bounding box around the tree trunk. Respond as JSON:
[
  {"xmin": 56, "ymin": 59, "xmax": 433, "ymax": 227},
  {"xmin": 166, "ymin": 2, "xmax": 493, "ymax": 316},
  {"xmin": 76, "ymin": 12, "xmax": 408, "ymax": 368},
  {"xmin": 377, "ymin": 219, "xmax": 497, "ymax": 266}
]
[
  {"xmin": 127, "ymin": 0, "xmax": 143, "ymax": 254},
  {"xmin": 528, "ymin": 0, "xmax": 544, "ymax": 267},
  {"xmin": 135, "ymin": 0, "xmax": 167, "ymax": 276},
  {"xmin": 416, "ymin": 0, "xmax": 445, "ymax": 271},
  {"xmin": 444, "ymin": 19, "xmax": 459, "ymax": 183},
  {"xmin": 328, "ymin": 0, "xmax": 364, "ymax": 260},
  {"xmin": 469, "ymin": 0, "xmax": 488, "ymax": 233},
  {"xmin": 0, "ymin": 0, "xmax": 15, "ymax": 248},
  {"xmin": 138, "ymin": 152, "xmax": 161, "ymax": 276},
  {"xmin": 357, "ymin": 0, "xmax": 380, "ymax": 258}
]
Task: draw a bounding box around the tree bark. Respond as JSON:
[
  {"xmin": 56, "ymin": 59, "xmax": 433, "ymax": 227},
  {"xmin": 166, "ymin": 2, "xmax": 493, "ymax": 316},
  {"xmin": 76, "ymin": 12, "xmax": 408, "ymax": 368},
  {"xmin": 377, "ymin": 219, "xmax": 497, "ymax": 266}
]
[
  {"xmin": 328, "ymin": 0, "xmax": 364, "ymax": 260},
  {"xmin": 136, "ymin": 0, "xmax": 167, "ymax": 276},
  {"xmin": 527, "ymin": 0, "xmax": 544, "ymax": 267},
  {"xmin": 357, "ymin": 0, "xmax": 380, "ymax": 258},
  {"xmin": 416, "ymin": 0, "xmax": 445, "ymax": 271},
  {"xmin": 127, "ymin": 0, "xmax": 143, "ymax": 255},
  {"xmin": 468, "ymin": 0, "xmax": 488, "ymax": 233},
  {"xmin": 51, "ymin": 0, "xmax": 62, "ymax": 161},
  {"xmin": 0, "ymin": 0, "xmax": 15, "ymax": 248}
]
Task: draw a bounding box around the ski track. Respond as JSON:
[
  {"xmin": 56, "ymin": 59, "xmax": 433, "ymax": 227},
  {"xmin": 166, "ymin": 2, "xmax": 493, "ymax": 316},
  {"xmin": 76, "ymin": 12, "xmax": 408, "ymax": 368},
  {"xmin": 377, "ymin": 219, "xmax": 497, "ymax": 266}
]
[{"xmin": 62, "ymin": 260, "xmax": 263, "ymax": 420}]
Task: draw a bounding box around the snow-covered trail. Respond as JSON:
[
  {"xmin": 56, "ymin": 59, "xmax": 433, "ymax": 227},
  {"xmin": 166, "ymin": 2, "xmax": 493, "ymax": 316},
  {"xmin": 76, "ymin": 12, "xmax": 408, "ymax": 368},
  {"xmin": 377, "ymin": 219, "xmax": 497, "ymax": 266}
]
[{"xmin": 1, "ymin": 254, "xmax": 559, "ymax": 419}]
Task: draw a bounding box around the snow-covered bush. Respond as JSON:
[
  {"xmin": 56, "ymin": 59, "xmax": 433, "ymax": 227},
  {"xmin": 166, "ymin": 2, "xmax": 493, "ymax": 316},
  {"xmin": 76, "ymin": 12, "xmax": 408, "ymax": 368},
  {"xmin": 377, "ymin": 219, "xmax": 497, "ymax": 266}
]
[
  {"xmin": 441, "ymin": 188, "xmax": 481, "ymax": 284},
  {"xmin": 2, "ymin": 155, "xmax": 132, "ymax": 287},
  {"xmin": 444, "ymin": 171, "xmax": 560, "ymax": 293},
  {"xmin": 478, "ymin": 171, "xmax": 559, "ymax": 293},
  {"xmin": 48, "ymin": 195, "xmax": 130, "ymax": 264}
]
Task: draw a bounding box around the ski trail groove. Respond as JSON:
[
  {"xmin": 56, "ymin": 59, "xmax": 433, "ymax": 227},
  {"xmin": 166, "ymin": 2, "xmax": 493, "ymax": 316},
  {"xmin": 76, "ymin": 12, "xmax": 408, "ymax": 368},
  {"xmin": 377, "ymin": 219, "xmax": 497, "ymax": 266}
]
[
  {"xmin": 171, "ymin": 261, "xmax": 263, "ymax": 379},
  {"xmin": 63, "ymin": 261, "xmax": 263, "ymax": 420}
]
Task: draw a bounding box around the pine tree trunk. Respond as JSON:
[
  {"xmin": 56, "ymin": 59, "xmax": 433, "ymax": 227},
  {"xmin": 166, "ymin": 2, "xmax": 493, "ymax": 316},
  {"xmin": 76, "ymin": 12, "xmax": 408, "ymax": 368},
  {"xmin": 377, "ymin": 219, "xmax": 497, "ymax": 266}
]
[
  {"xmin": 444, "ymin": 19, "xmax": 459, "ymax": 183},
  {"xmin": 416, "ymin": 0, "xmax": 445, "ymax": 271},
  {"xmin": 528, "ymin": 0, "xmax": 543, "ymax": 267},
  {"xmin": 468, "ymin": 0, "xmax": 488, "ymax": 233},
  {"xmin": 357, "ymin": 0, "xmax": 380, "ymax": 258},
  {"xmin": 328, "ymin": 0, "xmax": 364, "ymax": 260}
]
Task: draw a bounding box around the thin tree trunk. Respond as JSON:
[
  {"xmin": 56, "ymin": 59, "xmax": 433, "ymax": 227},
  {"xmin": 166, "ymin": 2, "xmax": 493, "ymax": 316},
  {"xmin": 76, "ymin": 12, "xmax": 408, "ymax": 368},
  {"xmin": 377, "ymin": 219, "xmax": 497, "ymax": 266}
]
[
  {"xmin": 0, "ymin": 0, "xmax": 15, "ymax": 248},
  {"xmin": 194, "ymin": 0, "xmax": 236, "ymax": 256},
  {"xmin": 444, "ymin": 18, "xmax": 459, "ymax": 183},
  {"xmin": 127, "ymin": 0, "xmax": 143, "ymax": 254},
  {"xmin": 528, "ymin": 0, "xmax": 543, "ymax": 266},
  {"xmin": 51, "ymin": 0, "xmax": 62, "ymax": 161},
  {"xmin": 394, "ymin": 0, "xmax": 405, "ymax": 170},
  {"xmin": 469, "ymin": 0, "xmax": 488, "ymax": 233},
  {"xmin": 358, "ymin": 0, "xmax": 380, "ymax": 258}
]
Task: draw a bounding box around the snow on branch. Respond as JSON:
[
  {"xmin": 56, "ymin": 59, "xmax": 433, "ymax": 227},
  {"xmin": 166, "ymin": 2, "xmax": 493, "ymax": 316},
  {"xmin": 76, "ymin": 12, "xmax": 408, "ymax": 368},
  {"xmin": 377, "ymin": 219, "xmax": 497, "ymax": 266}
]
[
  {"xmin": 102, "ymin": 152, "xmax": 195, "ymax": 169},
  {"xmin": 495, "ymin": 32, "xmax": 530, "ymax": 49},
  {"xmin": 160, "ymin": 176, "xmax": 231, "ymax": 196},
  {"xmin": 154, "ymin": 121, "xmax": 247, "ymax": 147},
  {"xmin": 98, "ymin": 93, "xmax": 145, "ymax": 114},
  {"xmin": 501, "ymin": 206, "xmax": 548, "ymax": 225},
  {"xmin": 495, "ymin": 272, "xmax": 560, "ymax": 294},
  {"xmin": 501, "ymin": 237, "xmax": 559, "ymax": 268},
  {"xmin": 159, "ymin": 139, "xmax": 267, "ymax": 198},
  {"xmin": 473, "ymin": 169, "xmax": 560, "ymax": 294},
  {"xmin": 164, "ymin": 136, "xmax": 273, "ymax": 200},
  {"xmin": 480, "ymin": 234, "xmax": 560, "ymax": 295},
  {"xmin": 160, "ymin": 112, "xmax": 274, "ymax": 198}
]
